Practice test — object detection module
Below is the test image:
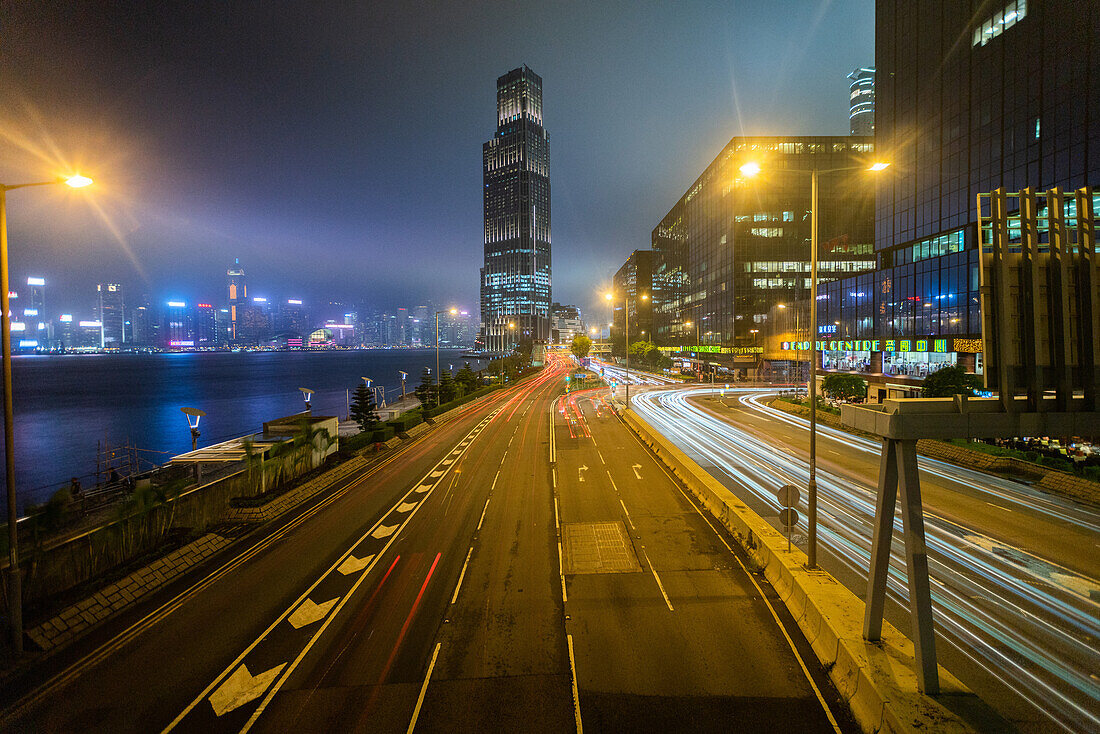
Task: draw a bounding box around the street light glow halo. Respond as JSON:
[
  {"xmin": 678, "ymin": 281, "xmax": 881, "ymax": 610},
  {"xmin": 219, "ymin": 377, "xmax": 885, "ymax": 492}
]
[
  {"xmin": 64, "ymin": 174, "xmax": 93, "ymax": 188},
  {"xmin": 868, "ymin": 162, "xmax": 890, "ymax": 172},
  {"xmin": 739, "ymin": 161, "xmax": 761, "ymax": 177}
]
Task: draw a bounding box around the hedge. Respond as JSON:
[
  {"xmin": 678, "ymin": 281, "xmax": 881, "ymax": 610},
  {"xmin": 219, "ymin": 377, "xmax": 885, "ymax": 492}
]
[
  {"xmin": 422, "ymin": 385, "xmax": 499, "ymax": 418},
  {"xmin": 387, "ymin": 410, "xmax": 424, "ymax": 433}
]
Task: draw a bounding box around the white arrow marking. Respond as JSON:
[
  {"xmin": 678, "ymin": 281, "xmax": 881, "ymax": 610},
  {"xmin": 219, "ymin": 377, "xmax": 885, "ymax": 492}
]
[
  {"xmin": 338, "ymin": 553, "xmax": 375, "ymax": 575},
  {"xmin": 288, "ymin": 597, "xmax": 338, "ymax": 629},
  {"xmin": 415, "ymin": 484, "xmax": 432, "ymax": 493},
  {"xmin": 578, "ymin": 465, "xmax": 588, "ymax": 483},
  {"xmin": 430, "ymin": 470, "xmax": 445, "ymax": 478},
  {"xmin": 442, "ymin": 459, "xmax": 454, "ymax": 465},
  {"xmin": 632, "ymin": 464, "xmax": 643, "ymax": 480},
  {"xmin": 208, "ymin": 663, "xmax": 287, "ymax": 716},
  {"xmin": 396, "ymin": 501, "xmax": 417, "ymax": 513},
  {"xmin": 372, "ymin": 523, "xmax": 398, "ymax": 539}
]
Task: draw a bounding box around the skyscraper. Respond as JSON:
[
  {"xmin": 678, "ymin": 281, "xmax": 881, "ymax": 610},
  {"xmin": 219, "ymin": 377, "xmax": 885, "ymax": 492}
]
[
  {"xmin": 848, "ymin": 67, "xmax": 875, "ymax": 136},
  {"xmin": 227, "ymin": 259, "xmax": 247, "ymax": 342},
  {"xmin": 96, "ymin": 283, "xmax": 125, "ymax": 348},
  {"xmin": 481, "ymin": 65, "xmax": 552, "ymax": 351}
]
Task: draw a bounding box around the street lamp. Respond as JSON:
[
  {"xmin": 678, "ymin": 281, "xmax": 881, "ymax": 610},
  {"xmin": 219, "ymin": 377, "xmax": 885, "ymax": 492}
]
[
  {"xmin": 435, "ymin": 308, "xmax": 458, "ymax": 392},
  {"xmin": 739, "ymin": 159, "xmax": 889, "ymax": 568},
  {"xmin": 180, "ymin": 407, "xmax": 206, "ymax": 451},
  {"xmin": 1, "ymin": 173, "xmax": 93, "ymax": 652},
  {"xmin": 398, "ymin": 370, "xmax": 408, "ymax": 400},
  {"xmin": 605, "ymin": 291, "xmax": 647, "ymax": 406},
  {"xmin": 299, "ymin": 387, "xmax": 315, "ymax": 412}
]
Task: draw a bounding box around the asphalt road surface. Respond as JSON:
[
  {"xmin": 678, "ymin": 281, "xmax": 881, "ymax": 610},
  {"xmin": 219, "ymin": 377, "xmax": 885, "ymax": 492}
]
[{"xmin": 0, "ymin": 359, "xmax": 857, "ymax": 732}]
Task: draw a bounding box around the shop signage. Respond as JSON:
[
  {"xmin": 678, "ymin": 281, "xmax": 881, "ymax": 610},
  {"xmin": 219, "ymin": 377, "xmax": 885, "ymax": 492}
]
[
  {"xmin": 659, "ymin": 345, "xmax": 763, "ymax": 354},
  {"xmin": 778, "ymin": 337, "xmax": 980, "ymax": 354}
]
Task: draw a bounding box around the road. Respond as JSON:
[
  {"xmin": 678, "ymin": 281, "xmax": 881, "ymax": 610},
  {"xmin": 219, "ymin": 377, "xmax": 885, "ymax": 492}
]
[
  {"xmin": 0, "ymin": 355, "xmax": 863, "ymax": 732},
  {"xmin": 630, "ymin": 384, "xmax": 1100, "ymax": 734}
]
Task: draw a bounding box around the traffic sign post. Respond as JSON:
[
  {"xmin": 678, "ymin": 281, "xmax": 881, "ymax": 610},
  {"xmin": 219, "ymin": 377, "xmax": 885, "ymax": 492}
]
[{"xmin": 777, "ymin": 484, "xmax": 800, "ymax": 553}]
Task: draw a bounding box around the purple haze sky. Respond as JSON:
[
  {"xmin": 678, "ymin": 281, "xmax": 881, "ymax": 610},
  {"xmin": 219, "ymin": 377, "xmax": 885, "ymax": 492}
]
[{"xmin": 0, "ymin": 1, "xmax": 872, "ymax": 321}]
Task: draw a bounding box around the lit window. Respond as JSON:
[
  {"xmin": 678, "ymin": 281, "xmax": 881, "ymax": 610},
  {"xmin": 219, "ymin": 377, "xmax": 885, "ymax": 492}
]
[{"xmin": 972, "ymin": 0, "xmax": 1026, "ymax": 47}]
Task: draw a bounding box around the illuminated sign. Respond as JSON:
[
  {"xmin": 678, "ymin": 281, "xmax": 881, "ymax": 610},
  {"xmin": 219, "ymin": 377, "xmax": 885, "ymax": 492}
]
[
  {"xmin": 253, "ymin": 297, "xmax": 267, "ymax": 303},
  {"xmin": 197, "ymin": 303, "xmax": 212, "ymax": 309},
  {"xmin": 778, "ymin": 337, "xmax": 974, "ymax": 354},
  {"xmin": 26, "ymin": 277, "xmax": 45, "ymax": 286},
  {"xmin": 658, "ymin": 345, "xmax": 763, "ymax": 355},
  {"xmin": 166, "ymin": 301, "xmax": 186, "ymax": 308},
  {"xmin": 169, "ymin": 340, "xmax": 195, "ymax": 347},
  {"xmin": 287, "ymin": 299, "xmax": 302, "ymax": 305},
  {"xmin": 18, "ymin": 340, "xmax": 38, "ymax": 348},
  {"xmin": 79, "ymin": 320, "xmax": 102, "ymax": 328},
  {"xmin": 59, "ymin": 314, "xmax": 73, "ymax": 323},
  {"xmin": 23, "ymin": 308, "xmax": 38, "ymax": 316},
  {"xmin": 819, "ymin": 324, "xmax": 836, "ymax": 334},
  {"xmin": 11, "ymin": 322, "xmax": 25, "ymax": 332}
]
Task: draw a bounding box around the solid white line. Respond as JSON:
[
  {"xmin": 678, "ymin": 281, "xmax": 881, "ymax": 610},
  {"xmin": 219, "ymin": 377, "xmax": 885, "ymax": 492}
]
[
  {"xmin": 640, "ymin": 548, "xmax": 674, "ymax": 611},
  {"xmin": 619, "ymin": 499, "xmax": 635, "ymax": 531},
  {"xmin": 406, "ymin": 642, "xmax": 441, "ymax": 734},
  {"xmin": 451, "ymin": 547, "xmax": 474, "ymax": 604},
  {"xmin": 567, "ymin": 634, "xmax": 583, "ymax": 734},
  {"xmin": 477, "ymin": 498, "xmax": 491, "ymax": 531}
]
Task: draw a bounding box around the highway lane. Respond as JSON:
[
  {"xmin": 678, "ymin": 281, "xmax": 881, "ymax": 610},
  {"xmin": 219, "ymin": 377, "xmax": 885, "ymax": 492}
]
[
  {"xmin": 632, "ymin": 385, "xmax": 1100, "ymax": 734},
  {"xmin": 554, "ymin": 387, "xmax": 855, "ymax": 733},
  {"xmin": 0, "ymin": 367, "xmax": 564, "ymax": 732}
]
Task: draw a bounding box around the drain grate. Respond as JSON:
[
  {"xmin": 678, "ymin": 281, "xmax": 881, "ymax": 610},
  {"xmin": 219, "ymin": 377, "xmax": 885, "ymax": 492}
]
[{"xmin": 562, "ymin": 521, "xmax": 642, "ymax": 574}]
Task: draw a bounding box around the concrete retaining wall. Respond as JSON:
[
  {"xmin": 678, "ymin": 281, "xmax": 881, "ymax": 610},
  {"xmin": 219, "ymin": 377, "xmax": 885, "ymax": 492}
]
[
  {"xmin": 224, "ymin": 455, "xmax": 370, "ymax": 524},
  {"xmin": 622, "ymin": 408, "xmax": 978, "ymax": 734}
]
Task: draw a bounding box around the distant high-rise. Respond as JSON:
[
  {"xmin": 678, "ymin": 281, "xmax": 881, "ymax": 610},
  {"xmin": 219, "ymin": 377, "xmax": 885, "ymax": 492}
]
[
  {"xmin": 848, "ymin": 67, "xmax": 875, "ymax": 136},
  {"xmin": 481, "ymin": 65, "xmax": 552, "ymax": 351},
  {"xmin": 96, "ymin": 283, "xmax": 125, "ymax": 348},
  {"xmin": 227, "ymin": 259, "xmax": 247, "ymax": 342}
]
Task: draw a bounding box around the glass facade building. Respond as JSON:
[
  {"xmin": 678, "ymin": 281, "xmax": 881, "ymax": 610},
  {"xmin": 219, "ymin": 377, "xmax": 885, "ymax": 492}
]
[
  {"xmin": 96, "ymin": 283, "xmax": 125, "ymax": 348},
  {"xmin": 650, "ymin": 136, "xmax": 877, "ymax": 350},
  {"xmin": 611, "ymin": 250, "xmax": 654, "ymax": 346},
  {"xmin": 819, "ymin": 0, "xmax": 1100, "ymax": 399},
  {"xmin": 480, "ymin": 66, "xmax": 552, "ymax": 351}
]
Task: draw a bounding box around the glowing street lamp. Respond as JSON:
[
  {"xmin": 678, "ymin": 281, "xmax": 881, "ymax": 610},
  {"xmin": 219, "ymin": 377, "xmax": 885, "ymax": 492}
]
[
  {"xmin": 180, "ymin": 407, "xmax": 206, "ymax": 451},
  {"xmin": 738, "ymin": 158, "xmax": 889, "ymax": 569},
  {"xmin": 299, "ymin": 387, "xmax": 315, "ymax": 412},
  {"xmin": 1, "ymin": 172, "xmax": 93, "ymax": 652},
  {"xmin": 605, "ymin": 290, "xmax": 647, "ymax": 406}
]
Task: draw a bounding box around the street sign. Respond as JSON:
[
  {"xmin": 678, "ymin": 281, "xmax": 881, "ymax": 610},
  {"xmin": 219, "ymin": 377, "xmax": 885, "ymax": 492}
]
[
  {"xmin": 779, "ymin": 508, "xmax": 799, "ymax": 530},
  {"xmin": 776, "ymin": 484, "xmax": 800, "ymax": 508}
]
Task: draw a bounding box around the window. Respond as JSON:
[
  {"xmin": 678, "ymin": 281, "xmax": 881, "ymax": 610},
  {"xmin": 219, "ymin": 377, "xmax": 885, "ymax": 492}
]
[{"xmin": 972, "ymin": 0, "xmax": 1026, "ymax": 47}]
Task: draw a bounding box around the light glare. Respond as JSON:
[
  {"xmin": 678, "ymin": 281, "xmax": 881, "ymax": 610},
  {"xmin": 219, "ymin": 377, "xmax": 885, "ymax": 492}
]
[{"xmin": 64, "ymin": 174, "xmax": 93, "ymax": 188}]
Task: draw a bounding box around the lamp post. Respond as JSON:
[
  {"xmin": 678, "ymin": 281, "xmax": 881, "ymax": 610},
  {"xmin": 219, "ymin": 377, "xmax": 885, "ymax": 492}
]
[
  {"xmin": 299, "ymin": 387, "xmax": 315, "ymax": 412},
  {"xmin": 435, "ymin": 308, "xmax": 457, "ymax": 393},
  {"xmin": 1, "ymin": 173, "xmax": 92, "ymax": 652},
  {"xmin": 398, "ymin": 370, "xmax": 408, "ymax": 400},
  {"xmin": 180, "ymin": 407, "xmax": 206, "ymax": 451},
  {"xmin": 739, "ymin": 159, "xmax": 888, "ymax": 569},
  {"xmin": 605, "ymin": 291, "xmax": 647, "ymax": 406}
]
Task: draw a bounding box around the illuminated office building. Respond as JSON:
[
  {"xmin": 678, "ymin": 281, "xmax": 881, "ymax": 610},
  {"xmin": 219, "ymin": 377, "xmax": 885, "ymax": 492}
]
[
  {"xmin": 818, "ymin": 0, "xmax": 1100, "ymax": 401},
  {"xmin": 611, "ymin": 251, "xmax": 654, "ymax": 346},
  {"xmin": 227, "ymin": 258, "xmax": 247, "ymax": 342},
  {"xmin": 96, "ymin": 283, "xmax": 125, "ymax": 348},
  {"xmin": 848, "ymin": 67, "xmax": 875, "ymax": 136},
  {"xmin": 480, "ymin": 65, "xmax": 552, "ymax": 351}
]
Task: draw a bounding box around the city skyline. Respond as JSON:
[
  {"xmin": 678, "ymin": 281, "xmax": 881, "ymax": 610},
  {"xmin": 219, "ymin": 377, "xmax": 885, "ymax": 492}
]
[{"xmin": 0, "ymin": 2, "xmax": 873, "ymax": 324}]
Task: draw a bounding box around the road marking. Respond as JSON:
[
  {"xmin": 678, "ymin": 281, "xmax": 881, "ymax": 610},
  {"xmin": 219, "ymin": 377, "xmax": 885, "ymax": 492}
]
[
  {"xmin": 558, "ymin": 541, "xmax": 568, "ymax": 602},
  {"xmin": 985, "ymin": 501, "xmax": 1012, "ymax": 511},
  {"xmin": 491, "ymin": 470, "xmax": 500, "ymax": 490},
  {"xmin": 607, "ymin": 473, "xmax": 619, "ymax": 493},
  {"xmin": 596, "ymin": 449, "xmax": 606, "ymax": 464},
  {"xmin": 430, "ymin": 470, "xmax": 445, "ymax": 478},
  {"xmin": 578, "ymin": 465, "xmax": 588, "ymax": 482},
  {"xmin": 208, "ymin": 663, "xmax": 286, "ymax": 716},
  {"xmin": 632, "ymin": 463, "xmax": 643, "ymax": 480},
  {"xmin": 554, "ymin": 496, "xmax": 560, "ymax": 529},
  {"xmin": 552, "ymin": 467, "xmax": 557, "ymax": 488},
  {"xmin": 477, "ymin": 497, "xmax": 491, "ymax": 531},
  {"xmin": 288, "ymin": 597, "xmax": 339, "ymax": 629},
  {"xmin": 406, "ymin": 642, "xmax": 441, "ymax": 734},
  {"xmin": 396, "ymin": 501, "xmax": 418, "ymax": 513},
  {"xmin": 619, "ymin": 499, "xmax": 635, "ymax": 531},
  {"xmin": 451, "ymin": 547, "xmax": 474, "ymax": 604},
  {"xmin": 567, "ymin": 634, "xmax": 583, "ymax": 734},
  {"xmin": 639, "ymin": 548, "xmax": 674, "ymax": 611},
  {"xmin": 372, "ymin": 523, "xmax": 398, "ymax": 539},
  {"xmin": 338, "ymin": 553, "xmax": 375, "ymax": 576},
  {"xmin": 415, "ymin": 483, "xmax": 431, "ymax": 493}
]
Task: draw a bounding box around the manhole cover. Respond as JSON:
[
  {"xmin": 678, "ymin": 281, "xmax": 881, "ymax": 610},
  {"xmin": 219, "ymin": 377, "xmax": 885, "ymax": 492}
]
[{"xmin": 562, "ymin": 521, "xmax": 642, "ymax": 574}]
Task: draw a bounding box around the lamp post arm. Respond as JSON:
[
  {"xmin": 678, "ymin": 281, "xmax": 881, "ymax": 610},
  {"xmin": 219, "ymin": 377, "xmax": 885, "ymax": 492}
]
[{"xmin": 0, "ymin": 179, "xmax": 67, "ymax": 192}]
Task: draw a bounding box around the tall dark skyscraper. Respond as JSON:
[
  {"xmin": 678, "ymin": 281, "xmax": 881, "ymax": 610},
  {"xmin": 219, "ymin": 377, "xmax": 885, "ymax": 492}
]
[
  {"xmin": 481, "ymin": 65, "xmax": 552, "ymax": 351},
  {"xmin": 96, "ymin": 282, "xmax": 125, "ymax": 348}
]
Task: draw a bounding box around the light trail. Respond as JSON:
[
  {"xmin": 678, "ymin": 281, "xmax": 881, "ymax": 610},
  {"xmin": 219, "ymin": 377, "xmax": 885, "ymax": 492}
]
[{"xmin": 632, "ymin": 386, "xmax": 1100, "ymax": 733}]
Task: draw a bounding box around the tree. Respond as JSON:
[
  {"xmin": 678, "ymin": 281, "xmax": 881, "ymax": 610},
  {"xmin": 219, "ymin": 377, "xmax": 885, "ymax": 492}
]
[
  {"xmin": 456, "ymin": 362, "xmax": 479, "ymax": 393},
  {"xmin": 349, "ymin": 381, "xmax": 380, "ymax": 432},
  {"xmin": 415, "ymin": 366, "xmax": 438, "ymax": 408},
  {"xmin": 438, "ymin": 367, "xmax": 457, "ymax": 404},
  {"xmin": 822, "ymin": 373, "xmax": 868, "ymax": 401},
  {"xmin": 571, "ymin": 334, "xmax": 592, "ymax": 359},
  {"xmin": 920, "ymin": 365, "xmax": 982, "ymax": 398}
]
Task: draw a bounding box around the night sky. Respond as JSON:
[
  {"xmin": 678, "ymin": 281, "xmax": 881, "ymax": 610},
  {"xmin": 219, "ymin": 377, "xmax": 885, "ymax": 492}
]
[{"xmin": 0, "ymin": 1, "xmax": 872, "ymax": 321}]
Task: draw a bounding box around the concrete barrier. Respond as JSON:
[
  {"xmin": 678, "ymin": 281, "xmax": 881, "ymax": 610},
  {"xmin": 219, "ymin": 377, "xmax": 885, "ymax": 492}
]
[{"xmin": 622, "ymin": 408, "xmax": 981, "ymax": 734}]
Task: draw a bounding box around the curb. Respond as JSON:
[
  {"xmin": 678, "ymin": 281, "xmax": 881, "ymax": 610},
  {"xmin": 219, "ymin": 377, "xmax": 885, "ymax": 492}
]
[
  {"xmin": 27, "ymin": 532, "xmax": 233, "ymax": 652},
  {"xmin": 622, "ymin": 408, "xmax": 981, "ymax": 734}
]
